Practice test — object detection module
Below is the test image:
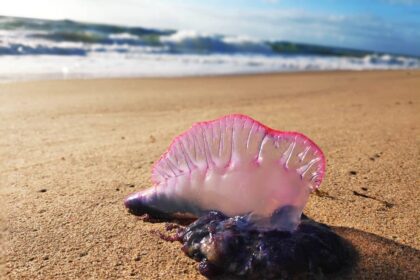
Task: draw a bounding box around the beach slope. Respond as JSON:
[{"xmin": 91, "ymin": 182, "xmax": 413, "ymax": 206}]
[{"xmin": 1, "ymin": 71, "xmax": 419, "ymax": 279}]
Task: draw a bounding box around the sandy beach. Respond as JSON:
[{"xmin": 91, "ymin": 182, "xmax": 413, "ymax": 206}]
[{"xmin": 1, "ymin": 70, "xmax": 419, "ymax": 279}]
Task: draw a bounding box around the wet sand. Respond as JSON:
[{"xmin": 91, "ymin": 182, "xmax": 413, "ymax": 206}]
[{"xmin": 1, "ymin": 71, "xmax": 419, "ymax": 279}]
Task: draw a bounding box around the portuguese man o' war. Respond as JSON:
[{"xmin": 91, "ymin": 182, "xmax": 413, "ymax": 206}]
[
  {"xmin": 125, "ymin": 114, "xmax": 353, "ymax": 278},
  {"xmin": 125, "ymin": 114, "xmax": 325, "ymax": 230}
]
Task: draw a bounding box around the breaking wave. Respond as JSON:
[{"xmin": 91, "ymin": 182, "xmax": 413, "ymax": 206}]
[{"xmin": 1, "ymin": 15, "xmax": 419, "ymax": 81}]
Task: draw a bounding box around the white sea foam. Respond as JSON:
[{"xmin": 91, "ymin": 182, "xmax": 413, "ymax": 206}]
[
  {"xmin": 108, "ymin": 32, "xmax": 139, "ymax": 40},
  {"xmin": 2, "ymin": 52, "xmax": 419, "ymax": 82}
]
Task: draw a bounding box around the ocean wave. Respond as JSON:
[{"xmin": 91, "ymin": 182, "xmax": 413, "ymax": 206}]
[
  {"xmin": 160, "ymin": 30, "xmax": 273, "ymax": 54},
  {"xmin": 0, "ymin": 43, "xmax": 87, "ymax": 56},
  {"xmin": 2, "ymin": 16, "xmax": 419, "ymax": 59},
  {"xmin": 1, "ymin": 15, "xmax": 419, "ymax": 81},
  {"xmin": 0, "ymin": 15, "xmax": 173, "ymax": 36},
  {"xmin": 362, "ymin": 54, "xmax": 419, "ymax": 67}
]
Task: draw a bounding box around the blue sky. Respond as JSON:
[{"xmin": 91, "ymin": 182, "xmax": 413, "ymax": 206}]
[{"xmin": 2, "ymin": 0, "xmax": 420, "ymax": 55}]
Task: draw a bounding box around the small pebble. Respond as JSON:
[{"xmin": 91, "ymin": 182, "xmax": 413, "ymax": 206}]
[
  {"xmin": 361, "ymin": 187, "xmax": 368, "ymax": 191},
  {"xmin": 38, "ymin": 189, "xmax": 47, "ymax": 193},
  {"xmin": 384, "ymin": 201, "xmax": 394, "ymax": 208},
  {"xmin": 349, "ymin": 171, "xmax": 357, "ymax": 176}
]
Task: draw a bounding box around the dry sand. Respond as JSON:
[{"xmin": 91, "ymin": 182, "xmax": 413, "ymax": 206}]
[{"xmin": 1, "ymin": 71, "xmax": 419, "ymax": 279}]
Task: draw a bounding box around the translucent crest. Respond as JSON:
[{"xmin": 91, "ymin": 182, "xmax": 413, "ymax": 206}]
[{"xmin": 125, "ymin": 114, "xmax": 325, "ymax": 231}]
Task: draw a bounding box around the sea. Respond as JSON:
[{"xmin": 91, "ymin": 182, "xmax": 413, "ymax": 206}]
[{"xmin": 1, "ymin": 15, "xmax": 419, "ymax": 82}]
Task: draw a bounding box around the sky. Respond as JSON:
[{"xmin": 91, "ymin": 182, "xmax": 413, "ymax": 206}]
[{"xmin": 1, "ymin": 0, "xmax": 420, "ymax": 56}]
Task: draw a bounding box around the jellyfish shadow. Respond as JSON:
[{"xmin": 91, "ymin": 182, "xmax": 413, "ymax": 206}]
[
  {"xmin": 332, "ymin": 226, "xmax": 419, "ymax": 279},
  {"xmin": 212, "ymin": 225, "xmax": 420, "ymax": 280}
]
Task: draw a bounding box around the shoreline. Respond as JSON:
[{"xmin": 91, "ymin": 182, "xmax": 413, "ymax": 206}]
[
  {"xmin": 1, "ymin": 68, "xmax": 418, "ymax": 85},
  {"xmin": 2, "ymin": 70, "xmax": 419, "ymax": 279}
]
